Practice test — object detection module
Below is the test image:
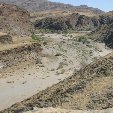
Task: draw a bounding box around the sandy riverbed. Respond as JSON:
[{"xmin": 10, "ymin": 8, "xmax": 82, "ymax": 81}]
[{"xmin": 0, "ymin": 33, "xmax": 112, "ymax": 111}]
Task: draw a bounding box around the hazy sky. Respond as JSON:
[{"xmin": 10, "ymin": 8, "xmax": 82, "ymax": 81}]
[{"xmin": 50, "ymin": 0, "xmax": 113, "ymax": 12}]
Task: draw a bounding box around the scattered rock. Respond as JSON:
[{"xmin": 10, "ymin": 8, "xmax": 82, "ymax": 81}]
[
  {"xmin": 55, "ymin": 53, "xmax": 62, "ymax": 56},
  {"xmin": 0, "ymin": 35, "xmax": 12, "ymax": 44}
]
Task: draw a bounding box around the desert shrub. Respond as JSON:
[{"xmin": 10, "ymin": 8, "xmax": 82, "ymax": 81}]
[
  {"xmin": 77, "ymin": 36, "xmax": 90, "ymax": 44},
  {"xmin": 31, "ymin": 34, "xmax": 44, "ymax": 41},
  {"xmin": 76, "ymin": 46, "xmax": 90, "ymax": 68}
]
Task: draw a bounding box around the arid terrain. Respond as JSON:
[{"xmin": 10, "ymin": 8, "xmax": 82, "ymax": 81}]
[
  {"xmin": 0, "ymin": 1, "xmax": 113, "ymax": 113},
  {"xmin": 0, "ymin": 32, "xmax": 112, "ymax": 111},
  {"xmin": 24, "ymin": 107, "xmax": 113, "ymax": 113}
]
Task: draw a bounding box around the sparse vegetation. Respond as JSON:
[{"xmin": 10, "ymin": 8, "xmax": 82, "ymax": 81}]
[
  {"xmin": 76, "ymin": 46, "xmax": 92, "ymax": 68},
  {"xmin": 77, "ymin": 36, "xmax": 90, "ymax": 44},
  {"xmin": 1, "ymin": 0, "xmax": 113, "ymax": 113},
  {"xmin": 31, "ymin": 34, "xmax": 44, "ymax": 41}
]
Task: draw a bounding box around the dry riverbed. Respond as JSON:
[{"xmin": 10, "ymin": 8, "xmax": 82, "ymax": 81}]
[{"xmin": 0, "ymin": 33, "xmax": 112, "ymax": 111}]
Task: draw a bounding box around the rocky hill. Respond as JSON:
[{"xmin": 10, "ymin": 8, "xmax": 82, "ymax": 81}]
[
  {"xmin": 0, "ymin": 0, "xmax": 105, "ymax": 28},
  {"xmin": 35, "ymin": 11, "xmax": 113, "ymax": 33},
  {"xmin": 0, "ymin": 3, "xmax": 33, "ymax": 36},
  {"xmin": 34, "ymin": 13, "xmax": 100, "ymax": 31},
  {"xmin": 0, "ymin": 0, "xmax": 47, "ymax": 12},
  {"xmin": 89, "ymin": 24, "xmax": 113, "ymax": 41},
  {"xmin": 88, "ymin": 12, "xmax": 113, "ymax": 48},
  {"xmin": 0, "ymin": 0, "xmax": 104, "ymax": 14}
]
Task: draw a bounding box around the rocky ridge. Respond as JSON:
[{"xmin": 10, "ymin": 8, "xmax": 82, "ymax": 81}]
[
  {"xmin": 0, "ymin": 0, "xmax": 104, "ymax": 14},
  {"xmin": 35, "ymin": 13, "xmax": 98, "ymax": 31},
  {"xmin": 35, "ymin": 12, "xmax": 113, "ymax": 32}
]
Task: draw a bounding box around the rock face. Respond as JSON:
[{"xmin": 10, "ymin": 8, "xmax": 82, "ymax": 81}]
[
  {"xmin": 93, "ymin": 24, "xmax": 113, "ymax": 48},
  {"xmin": 0, "ymin": 3, "xmax": 33, "ymax": 36},
  {"xmin": 0, "ymin": 0, "xmax": 104, "ymax": 14},
  {"xmin": 35, "ymin": 13, "xmax": 99, "ymax": 31},
  {"xmin": 89, "ymin": 12, "xmax": 113, "ymax": 48},
  {"xmin": 0, "ymin": 0, "xmax": 105, "ymax": 34},
  {"xmin": 1, "ymin": 52, "xmax": 113, "ymax": 113},
  {"xmin": 35, "ymin": 12, "xmax": 113, "ymax": 32}
]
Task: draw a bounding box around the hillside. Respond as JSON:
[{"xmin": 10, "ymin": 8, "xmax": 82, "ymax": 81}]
[
  {"xmin": 88, "ymin": 12, "xmax": 113, "ymax": 48},
  {"xmin": 0, "ymin": 3, "xmax": 33, "ymax": 36},
  {"xmin": 0, "ymin": 0, "xmax": 104, "ymax": 14},
  {"xmin": 35, "ymin": 12, "xmax": 113, "ymax": 32},
  {"xmin": 34, "ymin": 13, "xmax": 99, "ymax": 31},
  {"xmin": 92, "ymin": 25, "xmax": 113, "ymax": 49}
]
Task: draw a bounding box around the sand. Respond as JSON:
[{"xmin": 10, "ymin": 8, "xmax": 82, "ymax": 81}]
[
  {"xmin": 0, "ymin": 33, "xmax": 112, "ymax": 111},
  {"xmin": 24, "ymin": 107, "xmax": 113, "ymax": 113}
]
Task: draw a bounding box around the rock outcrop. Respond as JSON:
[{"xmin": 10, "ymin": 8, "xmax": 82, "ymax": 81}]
[
  {"xmin": 35, "ymin": 13, "xmax": 99, "ymax": 31},
  {"xmin": 0, "ymin": 3, "xmax": 33, "ymax": 36},
  {"xmin": 35, "ymin": 11, "xmax": 113, "ymax": 34},
  {"xmin": 88, "ymin": 12, "xmax": 113, "ymax": 48},
  {"xmin": 95, "ymin": 25, "xmax": 113, "ymax": 48}
]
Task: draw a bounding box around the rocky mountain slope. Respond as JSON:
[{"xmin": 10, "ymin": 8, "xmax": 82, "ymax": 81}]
[
  {"xmin": 35, "ymin": 13, "xmax": 99, "ymax": 31},
  {"xmin": 0, "ymin": 0, "xmax": 105, "ymax": 35},
  {"xmin": 89, "ymin": 24, "xmax": 113, "ymax": 45},
  {"xmin": 88, "ymin": 12, "xmax": 113, "ymax": 48},
  {"xmin": 35, "ymin": 11, "xmax": 113, "ymax": 32},
  {"xmin": 0, "ymin": 3, "xmax": 33, "ymax": 36},
  {"xmin": 0, "ymin": 0, "xmax": 104, "ymax": 14}
]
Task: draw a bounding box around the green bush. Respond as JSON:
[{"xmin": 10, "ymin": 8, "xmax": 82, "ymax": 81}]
[
  {"xmin": 78, "ymin": 36, "xmax": 89, "ymax": 44},
  {"xmin": 31, "ymin": 34, "xmax": 44, "ymax": 41}
]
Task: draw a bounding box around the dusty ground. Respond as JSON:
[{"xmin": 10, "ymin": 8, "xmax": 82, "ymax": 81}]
[
  {"xmin": 0, "ymin": 36, "xmax": 33, "ymax": 51},
  {"xmin": 24, "ymin": 107, "xmax": 113, "ymax": 113},
  {"xmin": 0, "ymin": 33, "xmax": 112, "ymax": 111}
]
